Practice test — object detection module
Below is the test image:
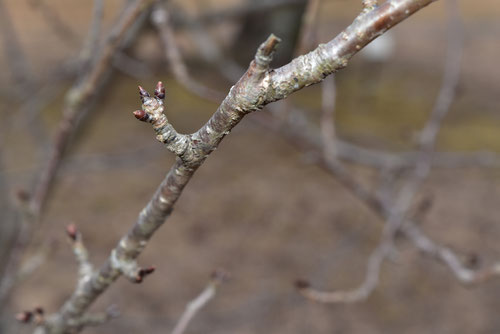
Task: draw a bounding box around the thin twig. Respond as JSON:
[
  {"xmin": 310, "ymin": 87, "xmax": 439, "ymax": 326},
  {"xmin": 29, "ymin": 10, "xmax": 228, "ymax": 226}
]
[
  {"xmin": 30, "ymin": 0, "xmax": 154, "ymax": 217},
  {"xmin": 79, "ymin": 0, "xmax": 105, "ymax": 70},
  {"xmin": 297, "ymin": 0, "xmax": 470, "ymax": 303},
  {"xmin": 295, "ymin": 0, "xmax": 322, "ymax": 56},
  {"xmin": 151, "ymin": 4, "xmax": 224, "ymax": 102},
  {"xmin": 27, "ymin": 0, "xmax": 80, "ymax": 47},
  {"xmin": 171, "ymin": 269, "xmax": 229, "ymax": 334},
  {"xmin": 320, "ymin": 75, "xmax": 338, "ymax": 160},
  {"xmin": 30, "ymin": 2, "xmax": 436, "ymax": 332}
]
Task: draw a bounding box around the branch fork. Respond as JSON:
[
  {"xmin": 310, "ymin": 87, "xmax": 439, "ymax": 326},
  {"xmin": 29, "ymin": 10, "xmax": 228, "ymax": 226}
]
[
  {"xmin": 110, "ymin": 248, "xmax": 155, "ymax": 283},
  {"xmin": 134, "ymin": 81, "xmax": 192, "ymax": 160}
]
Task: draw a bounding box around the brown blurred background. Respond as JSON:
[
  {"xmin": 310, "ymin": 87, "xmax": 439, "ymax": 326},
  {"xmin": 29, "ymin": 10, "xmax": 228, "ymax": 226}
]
[{"xmin": 1, "ymin": 0, "xmax": 500, "ymax": 333}]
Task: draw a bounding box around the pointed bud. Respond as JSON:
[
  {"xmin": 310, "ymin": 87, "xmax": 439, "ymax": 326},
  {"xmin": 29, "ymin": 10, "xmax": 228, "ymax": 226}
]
[
  {"xmin": 138, "ymin": 85, "xmax": 150, "ymax": 98},
  {"xmin": 211, "ymin": 268, "xmax": 230, "ymax": 283},
  {"xmin": 135, "ymin": 266, "xmax": 156, "ymax": 283},
  {"xmin": 15, "ymin": 311, "xmax": 33, "ymax": 323},
  {"xmin": 133, "ymin": 110, "xmax": 151, "ymax": 122},
  {"xmin": 66, "ymin": 224, "xmax": 78, "ymax": 241},
  {"xmin": 154, "ymin": 81, "xmax": 165, "ymax": 99},
  {"xmin": 294, "ymin": 279, "xmax": 310, "ymax": 290},
  {"xmin": 15, "ymin": 189, "xmax": 31, "ymax": 203},
  {"xmin": 33, "ymin": 307, "xmax": 44, "ymax": 325}
]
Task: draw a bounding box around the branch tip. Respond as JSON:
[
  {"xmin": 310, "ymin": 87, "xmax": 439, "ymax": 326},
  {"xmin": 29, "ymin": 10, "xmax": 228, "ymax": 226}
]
[
  {"xmin": 135, "ymin": 266, "xmax": 156, "ymax": 283},
  {"xmin": 138, "ymin": 85, "xmax": 150, "ymax": 98},
  {"xmin": 133, "ymin": 109, "xmax": 151, "ymax": 122},
  {"xmin": 15, "ymin": 311, "xmax": 33, "ymax": 323},
  {"xmin": 210, "ymin": 268, "xmax": 231, "ymax": 284},
  {"xmin": 66, "ymin": 224, "xmax": 79, "ymax": 241},
  {"xmin": 154, "ymin": 81, "xmax": 165, "ymax": 99},
  {"xmin": 261, "ymin": 34, "xmax": 281, "ymax": 57},
  {"xmin": 15, "ymin": 188, "xmax": 31, "ymax": 204},
  {"xmin": 294, "ymin": 279, "xmax": 311, "ymax": 290}
]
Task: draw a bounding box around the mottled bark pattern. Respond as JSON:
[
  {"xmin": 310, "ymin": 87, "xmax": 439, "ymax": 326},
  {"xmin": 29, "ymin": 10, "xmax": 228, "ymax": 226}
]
[{"xmin": 37, "ymin": 1, "xmax": 436, "ymax": 332}]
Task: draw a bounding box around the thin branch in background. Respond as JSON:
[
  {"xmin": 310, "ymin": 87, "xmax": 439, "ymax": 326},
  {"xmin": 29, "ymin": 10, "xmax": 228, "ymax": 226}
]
[
  {"xmin": 27, "ymin": 0, "xmax": 80, "ymax": 48},
  {"xmin": 171, "ymin": 269, "xmax": 230, "ymax": 334},
  {"xmin": 402, "ymin": 221, "xmax": 500, "ymax": 284},
  {"xmin": 66, "ymin": 224, "xmax": 93, "ymax": 281},
  {"xmin": 297, "ymin": 245, "xmax": 386, "ymax": 303},
  {"xmin": 0, "ymin": 0, "xmax": 34, "ymax": 93},
  {"xmin": 30, "ymin": 0, "xmax": 154, "ymax": 217},
  {"xmin": 295, "ymin": 0, "xmax": 321, "ymax": 56},
  {"xmin": 320, "ymin": 75, "xmax": 337, "ymax": 160},
  {"xmin": 151, "ymin": 4, "xmax": 224, "ymax": 102},
  {"xmin": 79, "ymin": 0, "xmax": 105, "ymax": 69},
  {"xmin": 18, "ymin": 2, "xmax": 437, "ymax": 332},
  {"xmin": 0, "ymin": 0, "xmax": 154, "ymax": 321},
  {"xmin": 172, "ymin": 0, "xmax": 307, "ymax": 29},
  {"xmin": 296, "ymin": 0, "xmax": 467, "ymax": 303},
  {"xmin": 176, "ymin": 2, "xmax": 245, "ymax": 83}
]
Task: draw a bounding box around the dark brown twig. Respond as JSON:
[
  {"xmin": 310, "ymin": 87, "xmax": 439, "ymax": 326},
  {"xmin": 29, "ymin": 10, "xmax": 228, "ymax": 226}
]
[
  {"xmin": 171, "ymin": 269, "xmax": 230, "ymax": 334},
  {"xmin": 151, "ymin": 4, "xmax": 224, "ymax": 102}
]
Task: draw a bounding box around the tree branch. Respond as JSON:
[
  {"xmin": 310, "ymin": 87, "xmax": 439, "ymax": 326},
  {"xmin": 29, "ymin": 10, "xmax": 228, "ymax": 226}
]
[{"xmin": 33, "ymin": 1, "xmax": 436, "ymax": 332}]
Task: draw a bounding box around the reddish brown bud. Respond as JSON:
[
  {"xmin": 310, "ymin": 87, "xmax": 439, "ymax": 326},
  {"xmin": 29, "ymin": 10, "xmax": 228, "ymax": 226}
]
[
  {"xmin": 66, "ymin": 224, "xmax": 78, "ymax": 241},
  {"xmin": 133, "ymin": 110, "xmax": 150, "ymax": 122},
  {"xmin": 33, "ymin": 307, "xmax": 45, "ymax": 324},
  {"xmin": 135, "ymin": 266, "xmax": 156, "ymax": 283},
  {"xmin": 294, "ymin": 279, "xmax": 311, "ymax": 290},
  {"xmin": 15, "ymin": 311, "xmax": 33, "ymax": 323},
  {"xmin": 211, "ymin": 268, "xmax": 230, "ymax": 283},
  {"xmin": 15, "ymin": 189, "xmax": 31, "ymax": 203},
  {"xmin": 154, "ymin": 81, "xmax": 165, "ymax": 99},
  {"xmin": 138, "ymin": 85, "xmax": 150, "ymax": 98}
]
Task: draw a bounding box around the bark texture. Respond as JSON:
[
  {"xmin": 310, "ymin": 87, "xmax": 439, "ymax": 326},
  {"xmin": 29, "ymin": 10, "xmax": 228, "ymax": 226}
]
[{"xmin": 35, "ymin": 1, "xmax": 436, "ymax": 332}]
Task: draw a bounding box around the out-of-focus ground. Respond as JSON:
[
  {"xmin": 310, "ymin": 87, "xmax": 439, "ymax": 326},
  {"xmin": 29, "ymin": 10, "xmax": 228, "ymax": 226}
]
[{"xmin": 1, "ymin": 0, "xmax": 500, "ymax": 333}]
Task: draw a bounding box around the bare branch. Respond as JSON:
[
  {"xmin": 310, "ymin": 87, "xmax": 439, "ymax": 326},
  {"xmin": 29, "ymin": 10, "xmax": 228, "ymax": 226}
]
[
  {"xmin": 297, "ymin": 244, "xmax": 387, "ymax": 303},
  {"xmin": 295, "ymin": 0, "xmax": 322, "ymax": 56},
  {"xmin": 171, "ymin": 269, "xmax": 229, "ymax": 334},
  {"xmin": 320, "ymin": 76, "xmax": 338, "ymax": 160},
  {"xmin": 403, "ymin": 222, "xmax": 500, "ymax": 285},
  {"xmin": 27, "ymin": 0, "xmax": 80, "ymax": 47},
  {"xmin": 296, "ymin": 0, "xmax": 470, "ymax": 302},
  {"xmin": 66, "ymin": 224, "xmax": 93, "ymax": 281},
  {"xmin": 151, "ymin": 5, "xmax": 224, "ymax": 102},
  {"xmin": 32, "ymin": 1, "xmax": 436, "ymax": 332},
  {"xmin": 30, "ymin": 0, "xmax": 154, "ymax": 217},
  {"xmin": 79, "ymin": 0, "xmax": 105, "ymax": 68}
]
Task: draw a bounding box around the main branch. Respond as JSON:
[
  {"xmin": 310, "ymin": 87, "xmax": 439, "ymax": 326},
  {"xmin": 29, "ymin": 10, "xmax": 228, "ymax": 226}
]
[{"xmin": 35, "ymin": 1, "xmax": 436, "ymax": 332}]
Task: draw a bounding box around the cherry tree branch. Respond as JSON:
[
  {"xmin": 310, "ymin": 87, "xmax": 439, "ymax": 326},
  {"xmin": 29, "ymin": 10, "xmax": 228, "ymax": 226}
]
[
  {"xmin": 296, "ymin": 0, "xmax": 500, "ymax": 302},
  {"xmin": 31, "ymin": 1, "xmax": 436, "ymax": 332},
  {"xmin": 151, "ymin": 4, "xmax": 224, "ymax": 102},
  {"xmin": 171, "ymin": 269, "xmax": 229, "ymax": 334}
]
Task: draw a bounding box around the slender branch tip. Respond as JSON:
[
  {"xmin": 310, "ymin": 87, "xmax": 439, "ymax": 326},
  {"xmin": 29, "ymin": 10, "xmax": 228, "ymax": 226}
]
[
  {"xmin": 138, "ymin": 85, "xmax": 150, "ymax": 98},
  {"xmin": 261, "ymin": 34, "xmax": 281, "ymax": 57},
  {"xmin": 66, "ymin": 224, "xmax": 79, "ymax": 241},
  {"xmin": 294, "ymin": 279, "xmax": 311, "ymax": 289},
  {"xmin": 135, "ymin": 266, "xmax": 156, "ymax": 283}
]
